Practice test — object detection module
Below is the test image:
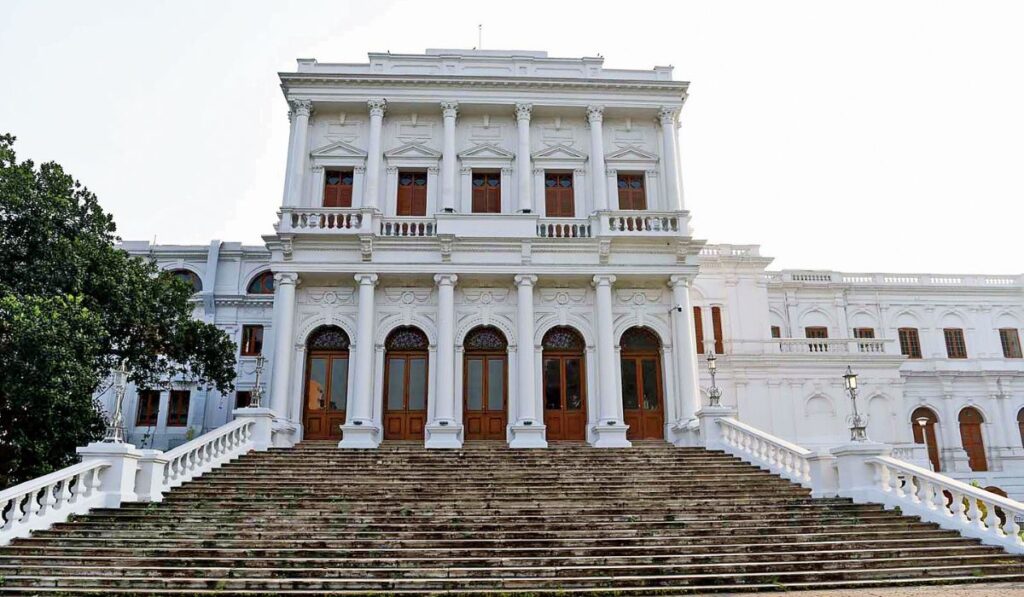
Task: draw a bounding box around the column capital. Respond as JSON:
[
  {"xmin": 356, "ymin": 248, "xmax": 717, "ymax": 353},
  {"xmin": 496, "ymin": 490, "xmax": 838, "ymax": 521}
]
[
  {"xmin": 354, "ymin": 273, "xmax": 379, "ymax": 286},
  {"xmin": 514, "ymin": 103, "xmax": 533, "ymax": 122},
  {"xmin": 441, "ymin": 100, "xmax": 459, "ymax": 119},
  {"xmin": 501, "ymin": 166, "xmax": 513, "ymax": 175},
  {"xmin": 434, "ymin": 273, "xmax": 458, "ymax": 286},
  {"xmin": 658, "ymin": 106, "xmax": 679, "ymax": 125},
  {"xmin": 367, "ymin": 97, "xmax": 387, "ymax": 117},
  {"xmin": 514, "ymin": 274, "xmax": 538, "ymax": 287},
  {"xmin": 274, "ymin": 272, "xmax": 299, "ymax": 286},
  {"xmin": 286, "ymin": 109, "xmax": 294, "ymax": 123},
  {"xmin": 592, "ymin": 274, "xmax": 617, "ymax": 287},
  {"xmin": 668, "ymin": 274, "xmax": 694, "ymax": 289},
  {"xmin": 586, "ymin": 105, "xmax": 605, "ymax": 123},
  {"xmin": 288, "ymin": 99, "xmax": 313, "ymax": 118}
]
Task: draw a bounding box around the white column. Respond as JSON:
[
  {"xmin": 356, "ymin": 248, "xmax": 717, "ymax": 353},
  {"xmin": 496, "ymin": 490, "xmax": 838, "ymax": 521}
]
[
  {"xmin": 269, "ymin": 272, "xmax": 298, "ymax": 419},
  {"xmin": 587, "ymin": 105, "xmax": 608, "ymax": 211},
  {"xmin": 515, "ymin": 103, "xmax": 533, "ymax": 213},
  {"xmin": 363, "ymin": 98, "xmax": 386, "ymax": 210},
  {"xmin": 340, "ymin": 273, "xmax": 380, "ymax": 448},
  {"xmin": 659, "ymin": 106, "xmax": 683, "ymax": 211},
  {"xmin": 670, "ymin": 275, "xmax": 702, "ymax": 423},
  {"xmin": 281, "ymin": 108, "xmax": 297, "ymax": 206},
  {"xmin": 426, "ymin": 274, "xmax": 461, "ymax": 448},
  {"xmin": 591, "ymin": 275, "xmax": 630, "ymax": 447},
  {"xmin": 285, "ymin": 100, "xmax": 312, "ymax": 207},
  {"xmin": 441, "ymin": 101, "xmax": 458, "ymax": 212},
  {"xmin": 460, "ymin": 167, "xmax": 473, "ymax": 212},
  {"xmin": 510, "ymin": 274, "xmax": 546, "ymax": 448}
]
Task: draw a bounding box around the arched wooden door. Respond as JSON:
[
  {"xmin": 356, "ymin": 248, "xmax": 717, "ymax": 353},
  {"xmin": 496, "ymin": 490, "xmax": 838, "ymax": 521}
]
[
  {"xmin": 542, "ymin": 327, "xmax": 587, "ymax": 440},
  {"xmin": 463, "ymin": 327, "xmax": 508, "ymax": 440},
  {"xmin": 620, "ymin": 327, "xmax": 664, "ymax": 440},
  {"xmin": 383, "ymin": 327, "xmax": 429, "ymax": 440},
  {"xmin": 959, "ymin": 407, "xmax": 988, "ymax": 472},
  {"xmin": 910, "ymin": 407, "xmax": 941, "ymax": 472},
  {"xmin": 303, "ymin": 326, "xmax": 350, "ymax": 440}
]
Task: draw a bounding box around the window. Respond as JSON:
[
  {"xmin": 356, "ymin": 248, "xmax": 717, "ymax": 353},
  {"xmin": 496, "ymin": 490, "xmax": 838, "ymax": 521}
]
[
  {"xmin": 170, "ymin": 269, "xmax": 202, "ymax": 293},
  {"xmin": 898, "ymin": 327, "xmax": 922, "ymax": 359},
  {"xmin": 135, "ymin": 390, "xmax": 160, "ymax": 426},
  {"xmin": 167, "ymin": 390, "xmax": 190, "ymax": 427},
  {"xmin": 241, "ymin": 325, "xmax": 264, "ymax": 357},
  {"xmin": 323, "ymin": 169, "xmax": 354, "ymax": 208},
  {"xmin": 396, "ymin": 170, "xmax": 427, "ymax": 216},
  {"xmin": 693, "ymin": 306, "xmax": 704, "ymax": 354},
  {"xmin": 616, "ymin": 173, "xmax": 647, "ymax": 210},
  {"xmin": 544, "ymin": 172, "xmax": 575, "ymax": 217},
  {"xmin": 711, "ymin": 306, "xmax": 724, "ymax": 354},
  {"xmin": 805, "ymin": 327, "xmax": 829, "ymax": 338},
  {"xmin": 1000, "ymin": 328, "xmax": 1022, "ymax": 359},
  {"xmin": 235, "ymin": 391, "xmax": 252, "ymax": 410},
  {"xmin": 944, "ymin": 328, "xmax": 967, "ymax": 359},
  {"xmin": 853, "ymin": 328, "xmax": 875, "ymax": 339},
  {"xmin": 471, "ymin": 171, "xmax": 501, "ymax": 213},
  {"xmin": 770, "ymin": 326, "xmax": 781, "ymax": 339},
  {"xmin": 247, "ymin": 271, "xmax": 274, "ymax": 295}
]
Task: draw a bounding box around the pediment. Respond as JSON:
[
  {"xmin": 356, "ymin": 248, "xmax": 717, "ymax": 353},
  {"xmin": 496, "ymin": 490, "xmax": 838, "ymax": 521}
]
[
  {"xmin": 310, "ymin": 139, "xmax": 367, "ymax": 159},
  {"xmin": 384, "ymin": 141, "xmax": 442, "ymax": 159},
  {"xmin": 605, "ymin": 145, "xmax": 659, "ymax": 162},
  {"xmin": 531, "ymin": 143, "xmax": 587, "ymax": 161},
  {"xmin": 458, "ymin": 143, "xmax": 514, "ymax": 160}
]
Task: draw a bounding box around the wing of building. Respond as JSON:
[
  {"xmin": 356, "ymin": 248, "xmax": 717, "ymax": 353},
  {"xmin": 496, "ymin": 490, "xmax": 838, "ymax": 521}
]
[{"xmin": 105, "ymin": 49, "xmax": 1024, "ymax": 498}]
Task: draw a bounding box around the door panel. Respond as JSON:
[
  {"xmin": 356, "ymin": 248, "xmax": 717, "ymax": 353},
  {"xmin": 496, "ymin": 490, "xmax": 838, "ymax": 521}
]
[
  {"xmin": 622, "ymin": 354, "xmax": 664, "ymax": 440},
  {"xmin": 464, "ymin": 354, "xmax": 507, "ymax": 440},
  {"xmin": 383, "ymin": 352, "xmax": 429, "ymax": 440},
  {"xmin": 543, "ymin": 354, "xmax": 587, "ymax": 440},
  {"xmin": 302, "ymin": 353, "xmax": 348, "ymax": 440}
]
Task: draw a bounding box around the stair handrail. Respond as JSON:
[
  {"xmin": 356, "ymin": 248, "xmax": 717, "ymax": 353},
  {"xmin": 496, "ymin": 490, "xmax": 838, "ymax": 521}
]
[
  {"xmin": 0, "ymin": 460, "xmax": 108, "ymax": 545},
  {"xmin": 868, "ymin": 455, "xmax": 1024, "ymax": 553},
  {"xmin": 716, "ymin": 417, "xmax": 814, "ymax": 486},
  {"xmin": 161, "ymin": 417, "xmax": 254, "ymax": 490}
]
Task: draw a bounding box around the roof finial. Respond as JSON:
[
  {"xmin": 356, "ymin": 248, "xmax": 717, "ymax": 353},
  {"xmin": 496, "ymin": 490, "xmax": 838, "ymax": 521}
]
[{"xmin": 478, "ymin": 24, "xmax": 482, "ymax": 49}]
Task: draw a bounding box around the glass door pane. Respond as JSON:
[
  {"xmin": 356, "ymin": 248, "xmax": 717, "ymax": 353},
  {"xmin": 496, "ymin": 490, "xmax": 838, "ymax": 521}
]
[
  {"xmin": 621, "ymin": 359, "xmax": 639, "ymax": 409},
  {"xmin": 543, "ymin": 358, "xmax": 561, "ymax": 410},
  {"xmin": 487, "ymin": 358, "xmax": 505, "ymax": 411},
  {"xmin": 329, "ymin": 357, "xmax": 348, "ymax": 411},
  {"xmin": 308, "ymin": 357, "xmax": 328, "ymax": 411},
  {"xmin": 466, "ymin": 357, "xmax": 484, "ymax": 411},
  {"xmin": 387, "ymin": 358, "xmax": 405, "ymax": 410},
  {"xmin": 408, "ymin": 357, "xmax": 427, "ymax": 410},
  {"xmin": 565, "ymin": 358, "xmax": 582, "ymax": 410},
  {"xmin": 641, "ymin": 358, "xmax": 659, "ymax": 410}
]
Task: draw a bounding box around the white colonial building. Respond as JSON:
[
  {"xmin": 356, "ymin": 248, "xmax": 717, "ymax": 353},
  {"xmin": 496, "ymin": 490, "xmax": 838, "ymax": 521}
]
[{"xmin": 103, "ymin": 49, "xmax": 1024, "ymax": 498}]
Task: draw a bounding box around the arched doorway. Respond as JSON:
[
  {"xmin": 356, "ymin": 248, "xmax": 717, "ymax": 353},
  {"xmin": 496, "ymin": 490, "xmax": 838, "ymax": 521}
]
[
  {"xmin": 383, "ymin": 326, "xmax": 429, "ymax": 440},
  {"xmin": 303, "ymin": 326, "xmax": 350, "ymax": 440},
  {"xmin": 620, "ymin": 327, "xmax": 664, "ymax": 440},
  {"xmin": 463, "ymin": 326, "xmax": 508, "ymax": 440},
  {"xmin": 1018, "ymin": 408, "xmax": 1024, "ymax": 448},
  {"xmin": 959, "ymin": 407, "xmax": 988, "ymax": 472},
  {"xmin": 911, "ymin": 407, "xmax": 941, "ymax": 472},
  {"xmin": 542, "ymin": 326, "xmax": 587, "ymax": 440}
]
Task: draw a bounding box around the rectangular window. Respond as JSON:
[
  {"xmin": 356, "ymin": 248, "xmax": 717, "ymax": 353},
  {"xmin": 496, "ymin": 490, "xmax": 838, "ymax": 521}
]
[
  {"xmin": 616, "ymin": 173, "xmax": 647, "ymax": 210},
  {"xmin": 944, "ymin": 328, "xmax": 967, "ymax": 359},
  {"xmin": 805, "ymin": 326, "xmax": 829, "ymax": 339},
  {"xmin": 853, "ymin": 328, "xmax": 875, "ymax": 339},
  {"xmin": 898, "ymin": 327, "xmax": 922, "ymax": 359},
  {"xmin": 135, "ymin": 390, "xmax": 160, "ymax": 426},
  {"xmin": 235, "ymin": 391, "xmax": 252, "ymax": 410},
  {"xmin": 241, "ymin": 325, "xmax": 264, "ymax": 357},
  {"xmin": 396, "ymin": 170, "xmax": 427, "ymax": 216},
  {"xmin": 711, "ymin": 306, "xmax": 724, "ymax": 354},
  {"xmin": 544, "ymin": 172, "xmax": 575, "ymax": 217},
  {"xmin": 693, "ymin": 306, "xmax": 704, "ymax": 354},
  {"xmin": 1001, "ymin": 328, "xmax": 1022, "ymax": 359},
  {"xmin": 168, "ymin": 390, "xmax": 190, "ymax": 427},
  {"xmin": 323, "ymin": 169, "xmax": 354, "ymax": 208},
  {"xmin": 471, "ymin": 171, "xmax": 501, "ymax": 213},
  {"xmin": 770, "ymin": 325, "xmax": 781, "ymax": 339}
]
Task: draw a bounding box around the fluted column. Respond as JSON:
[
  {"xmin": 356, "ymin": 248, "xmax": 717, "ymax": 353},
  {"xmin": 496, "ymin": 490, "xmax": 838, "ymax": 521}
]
[
  {"xmin": 340, "ymin": 273, "xmax": 380, "ymax": 448},
  {"xmin": 363, "ymin": 98, "xmax": 387, "ymax": 210},
  {"xmin": 441, "ymin": 101, "xmax": 458, "ymax": 213},
  {"xmin": 515, "ymin": 103, "xmax": 533, "ymax": 213},
  {"xmin": 426, "ymin": 274, "xmax": 461, "ymax": 448},
  {"xmin": 591, "ymin": 275, "xmax": 630, "ymax": 447},
  {"xmin": 269, "ymin": 272, "xmax": 298, "ymax": 419},
  {"xmin": 669, "ymin": 275, "xmax": 701, "ymax": 423},
  {"xmin": 285, "ymin": 100, "xmax": 312, "ymax": 207},
  {"xmin": 587, "ymin": 105, "xmax": 608, "ymax": 211},
  {"xmin": 281, "ymin": 109, "xmax": 297, "ymax": 206},
  {"xmin": 659, "ymin": 107, "xmax": 683, "ymax": 211},
  {"xmin": 510, "ymin": 274, "xmax": 546, "ymax": 448}
]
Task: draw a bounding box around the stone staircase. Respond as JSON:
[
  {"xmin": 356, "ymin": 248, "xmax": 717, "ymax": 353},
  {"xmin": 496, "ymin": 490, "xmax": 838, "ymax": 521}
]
[{"xmin": 1, "ymin": 440, "xmax": 1023, "ymax": 595}]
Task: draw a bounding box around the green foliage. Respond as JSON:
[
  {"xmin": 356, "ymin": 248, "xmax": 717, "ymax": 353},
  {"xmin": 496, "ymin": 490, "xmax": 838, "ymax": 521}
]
[{"xmin": 0, "ymin": 133, "xmax": 237, "ymax": 488}]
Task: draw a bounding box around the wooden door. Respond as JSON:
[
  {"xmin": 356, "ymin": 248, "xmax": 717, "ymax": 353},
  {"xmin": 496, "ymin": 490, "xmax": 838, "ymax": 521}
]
[
  {"xmin": 463, "ymin": 327, "xmax": 508, "ymax": 440},
  {"xmin": 911, "ymin": 407, "xmax": 941, "ymax": 472},
  {"xmin": 323, "ymin": 169, "xmax": 354, "ymax": 207},
  {"xmin": 383, "ymin": 327, "xmax": 429, "ymax": 440},
  {"xmin": 471, "ymin": 172, "xmax": 501, "ymax": 213},
  {"xmin": 544, "ymin": 172, "xmax": 575, "ymax": 217},
  {"xmin": 396, "ymin": 171, "xmax": 427, "ymax": 216},
  {"xmin": 542, "ymin": 327, "xmax": 587, "ymax": 440},
  {"xmin": 959, "ymin": 407, "xmax": 988, "ymax": 472},
  {"xmin": 616, "ymin": 173, "xmax": 647, "ymax": 210},
  {"xmin": 302, "ymin": 326, "xmax": 350, "ymax": 440},
  {"xmin": 620, "ymin": 328, "xmax": 664, "ymax": 440}
]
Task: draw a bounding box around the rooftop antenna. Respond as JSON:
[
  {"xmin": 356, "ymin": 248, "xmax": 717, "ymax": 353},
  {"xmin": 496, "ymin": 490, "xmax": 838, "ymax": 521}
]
[{"xmin": 478, "ymin": 24, "xmax": 482, "ymax": 49}]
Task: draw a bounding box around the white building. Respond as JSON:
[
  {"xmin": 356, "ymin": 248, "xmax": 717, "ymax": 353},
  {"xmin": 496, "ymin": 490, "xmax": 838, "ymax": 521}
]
[{"xmin": 104, "ymin": 49, "xmax": 1024, "ymax": 498}]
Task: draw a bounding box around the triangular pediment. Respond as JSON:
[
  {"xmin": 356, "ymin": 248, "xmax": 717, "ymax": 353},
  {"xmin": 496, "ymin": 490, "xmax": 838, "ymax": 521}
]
[
  {"xmin": 458, "ymin": 143, "xmax": 514, "ymax": 160},
  {"xmin": 310, "ymin": 139, "xmax": 367, "ymax": 158},
  {"xmin": 605, "ymin": 145, "xmax": 659, "ymax": 162},
  {"xmin": 384, "ymin": 141, "xmax": 442, "ymax": 159},
  {"xmin": 531, "ymin": 143, "xmax": 588, "ymax": 161}
]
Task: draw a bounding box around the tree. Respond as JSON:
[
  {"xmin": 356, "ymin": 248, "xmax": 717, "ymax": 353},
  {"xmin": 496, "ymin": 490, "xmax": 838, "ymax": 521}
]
[{"xmin": 0, "ymin": 134, "xmax": 237, "ymax": 488}]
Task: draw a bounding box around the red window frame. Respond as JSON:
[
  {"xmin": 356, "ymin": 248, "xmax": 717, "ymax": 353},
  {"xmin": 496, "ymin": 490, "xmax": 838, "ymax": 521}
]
[
  {"xmin": 616, "ymin": 173, "xmax": 647, "ymax": 210},
  {"xmin": 135, "ymin": 390, "xmax": 160, "ymax": 427},
  {"xmin": 241, "ymin": 325, "xmax": 264, "ymax": 357},
  {"xmin": 167, "ymin": 390, "xmax": 190, "ymax": 427}
]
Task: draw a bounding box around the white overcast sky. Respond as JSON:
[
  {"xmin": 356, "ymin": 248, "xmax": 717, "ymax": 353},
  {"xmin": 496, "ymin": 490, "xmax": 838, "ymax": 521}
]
[{"xmin": 2, "ymin": 1, "xmax": 1021, "ymax": 274}]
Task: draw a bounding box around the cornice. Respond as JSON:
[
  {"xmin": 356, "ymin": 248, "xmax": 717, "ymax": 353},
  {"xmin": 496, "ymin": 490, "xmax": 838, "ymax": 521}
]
[{"xmin": 280, "ymin": 73, "xmax": 689, "ymax": 95}]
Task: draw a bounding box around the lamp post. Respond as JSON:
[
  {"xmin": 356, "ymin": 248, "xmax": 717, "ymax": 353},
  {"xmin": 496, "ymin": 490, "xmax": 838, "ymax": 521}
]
[
  {"xmin": 843, "ymin": 365, "xmax": 868, "ymax": 442},
  {"xmin": 249, "ymin": 355, "xmax": 266, "ymax": 408},
  {"xmin": 706, "ymin": 350, "xmax": 721, "ymax": 407},
  {"xmin": 103, "ymin": 361, "xmax": 128, "ymax": 443}
]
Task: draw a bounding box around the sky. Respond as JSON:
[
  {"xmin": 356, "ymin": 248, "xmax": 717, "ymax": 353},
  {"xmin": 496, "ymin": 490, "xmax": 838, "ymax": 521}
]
[{"xmin": 2, "ymin": 1, "xmax": 1022, "ymax": 274}]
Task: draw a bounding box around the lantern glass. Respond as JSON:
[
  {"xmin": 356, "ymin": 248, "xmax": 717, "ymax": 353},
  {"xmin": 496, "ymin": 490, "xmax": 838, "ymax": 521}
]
[{"xmin": 843, "ymin": 366, "xmax": 857, "ymax": 391}]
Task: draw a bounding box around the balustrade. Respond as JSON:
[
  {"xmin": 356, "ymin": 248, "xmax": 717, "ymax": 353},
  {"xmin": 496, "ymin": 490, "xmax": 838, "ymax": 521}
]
[
  {"xmin": 278, "ymin": 207, "xmax": 366, "ymax": 234},
  {"xmin": 717, "ymin": 417, "xmax": 813, "ymax": 486},
  {"xmin": 536, "ymin": 219, "xmax": 592, "ymax": 239},
  {"xmin": 379, "ymin": 218, "xmax": 435, "ymax": 237},
  {"xmin": 0, "ymin": 461, "xmax": 107, "ymax": 545},
  {"xmin": 162, "ymin": 419, "xmax": 254, "ymax": 490}
]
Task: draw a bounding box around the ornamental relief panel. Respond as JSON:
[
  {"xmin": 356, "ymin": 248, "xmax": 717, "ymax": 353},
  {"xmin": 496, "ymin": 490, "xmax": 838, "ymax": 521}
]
[
  {"xmin": 615, "ymin": 289, "xmax": 665, "ymax": 306},
  {"xmin": 300, "ymin": 288, "xmax": 356, "ymax": 306},
  {"xmin": 383, "ymin": 288, "xmax": 434, "ymax": 306},
  {"xmin": 460, "ymin": 288, "xmax": 511, "ymax": 305},
  {"xmin": 538, "ymin": 288, "xmax": 588, "ymax": 306}
]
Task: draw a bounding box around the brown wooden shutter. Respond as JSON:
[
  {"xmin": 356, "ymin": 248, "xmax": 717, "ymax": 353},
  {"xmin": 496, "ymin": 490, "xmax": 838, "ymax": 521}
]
[
  {"xmin": 323, "ymin": 170, "xmax": 353, "ymax": 208},
  {"xmin": 396, "ymin": 171, "xmax": 427, "ymax": 216},
  {"xmin": 693, "ymin": 306, "xmax": 704, "ymax": 354},
  {"xmin": 471, "ymin": 172, "xmax": 501, "ymax": 213},
  {"xmin": 711, "ymin": 306, "xmax": 724, "ymax": 354},
  {"xmin": 959, "ymin": 408, "xmax": 988, "ymax": 472},
  {"xmin": 617, "ymin": 173, "xmax": 647, "ymax": 210},
  {"xmin": 545, "ymin": 172, "xmax": 575, "ymax": 217}
]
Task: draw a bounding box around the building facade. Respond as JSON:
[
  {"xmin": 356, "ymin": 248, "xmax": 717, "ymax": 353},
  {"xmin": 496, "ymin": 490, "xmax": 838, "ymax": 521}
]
[{"xmin": 101, "ymin": 49, "xmax": 1024, "ymax": 497}]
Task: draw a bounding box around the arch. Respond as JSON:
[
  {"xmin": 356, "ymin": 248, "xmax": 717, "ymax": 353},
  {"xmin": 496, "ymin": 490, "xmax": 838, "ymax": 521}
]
[
  {"xmin": 246, "ymin": 270, "xmax": 274, "ymax": 295},
  {"xmin": 613, "ymin": 319, "xmax": 670, "ymax": 350},
  {"xmin": 798, "ymin": 307, "xmax": 833, "ymax": 330},
  {"xmin": 891, "ymin": 309, "xmax": 924, "ymax": 329},
  {"xmin": 534, "ymin": 313, "xmax": 596, "ymax": 348},
  {"xmin": 307, "ymin": 325, "xmax": 351, "ymax": 350},
  {"xmin": 295, "ymin": 315, "xmax": 357, "ymax": 350},
  {"xmin": 541, "ymin": 325, "xmax": 587, "ymax": 440},
  {"xmin": 168, "ymin": 268, "xmax": 202, "ymax": 293},
  {"xmin": 620, "ymin": 326, "xmax": 665, "ymax": 440},
  {"xmin": 619, "ymin": 326, "xmax": 662, "ymax": 351},
  {"xmin": 804, "ymin": 395, "xmax": 835, "ymax": 419},
  {"xmin": 462, "ymin": 326, "xmax": 509, "ymax": 440},
  {"xmin": 867, "ymin": 394, "xmax": 895, "ymax": 443},
  {"xmin": 911, "ymin": 406, "xmax": 941, "ymax": 472},
  {"xmin": 768, "ymin": 308, "xmax": 787, "ymax": 330},
  {"xmin": 958, "ymin": 406, "xmax": 988, "ymax": 472},
  {"xmin": 1018, "ymin": 407, "xmax": 1024, "ymax": 448},
  {"xmin": 542, "ymin": 326, "xmax": 586, "ymax": 351},
  {"xmin": 938, "ymin": 309, "xmax": 968, "ymax": 329},
  {"xmin": 302, "ymin": 325, "xmax": 351, "ymax": 440},
  {"xmin": 383, "ymin": 326, "xmax": 430, "ymax": 440},
  {"xmin": 375, "ymin": 312, "xmax": 438, "ymax": 346},
  {"xmin": 385, "ymin": 326, "xmax": 430, "ymax": 351},
  {"xmin": 463, "ymin": 326, "xmax": 509, "ymax": 351},
  {"xmin": 848, "ymin": 309, "xmax": 879, "ymax": 330},
  {"xmin": 994, "ymin": 310, "xmax": 1023, "ymax": 329},
  {"xmin": 455, "ymin": 314, "xmax": 516, "ymax": 349}
]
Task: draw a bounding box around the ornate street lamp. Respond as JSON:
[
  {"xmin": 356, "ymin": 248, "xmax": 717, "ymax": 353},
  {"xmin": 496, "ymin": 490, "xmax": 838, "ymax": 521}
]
[
  {"xmin": 249, "ymin": 355, "xmax": 266, "ymax": 408},
  {"xmin": 103, "ymin": 361, "xmax": 128, "ymax": 443},
  {"xmin": 843, "ymin": 365, "xmax": 868, "ymax": 442},
  {"xmin": 706, "ymin": 350, "xmax": 722, "ymax": 407}
]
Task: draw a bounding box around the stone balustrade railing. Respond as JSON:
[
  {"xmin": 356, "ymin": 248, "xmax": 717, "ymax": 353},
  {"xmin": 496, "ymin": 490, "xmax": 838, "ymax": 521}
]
[
  {"xmin": 536, "ymin": 219, "xmax": 592, "ymax": 239},
  {"xmin": 0, "ymin": 461, "xmax": 108, "ymax": 545},
  {"xmin": 160, "ymin": 418, "xmax": 255, "ymax": 491},
  {"xmin": 277, "ymin": 207, "xmax": 371, "ymax": 234},
  {"xmin": 760, "ymin": 337, "xmax": 893, "ymax": 354},
  {"xmin": 867, "ymin": 456, "xmax": 1024, "ymax": 553},
  {"xmin": 765, "ymin": 269, "xmax": 1021, "ymax": 288},
  {"xmin": 379, "ymin": 217, "xmax": 435, "ymax": 237},
  {"xmin": 717, "ymin": 417, "xmax": 814, "ymax": 486},
  {"xmin": 600, "ymin": 211, "xmax": 681, "ymax": 236}
]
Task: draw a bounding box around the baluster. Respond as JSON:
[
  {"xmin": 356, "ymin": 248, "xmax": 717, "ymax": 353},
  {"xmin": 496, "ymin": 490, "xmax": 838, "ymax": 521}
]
[
  {"xmin": 1005, "ymin": 510, "xmax": 1022, "ymax": 543},
  {"xmin": 967, "ymin": 497, "xmax": 984, "ymax": 530},
  {"xmin": 950, "ymin": 491, "xmax": 967, "ymax": 522}
]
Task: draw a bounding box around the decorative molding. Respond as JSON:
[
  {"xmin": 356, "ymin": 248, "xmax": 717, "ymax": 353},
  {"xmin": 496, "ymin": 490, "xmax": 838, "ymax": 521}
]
[
  {"xmin": 440, "ymin": 100, "xmax": 459, "ymax": 119},
  {"xmin": 367, "ymin": 98, "xmax": 387, "ymax": 117},
  {"xmin": 514, "ymin": 103, "xmax": 532, "ymax": 121},
  {"xmin": 658, "ymin": 106, "xmax": 679, "ymax": 125},
  {"xmin": 462, "ymin": 288, "xmax": 511, "ymax": 304},
  {"xmin": 586, "ymin": 105, "xmax": 605, "ymax": 123},
  {"xmin": 289, "ymin": 99, "xmax": 313, "ymax": 117}
]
